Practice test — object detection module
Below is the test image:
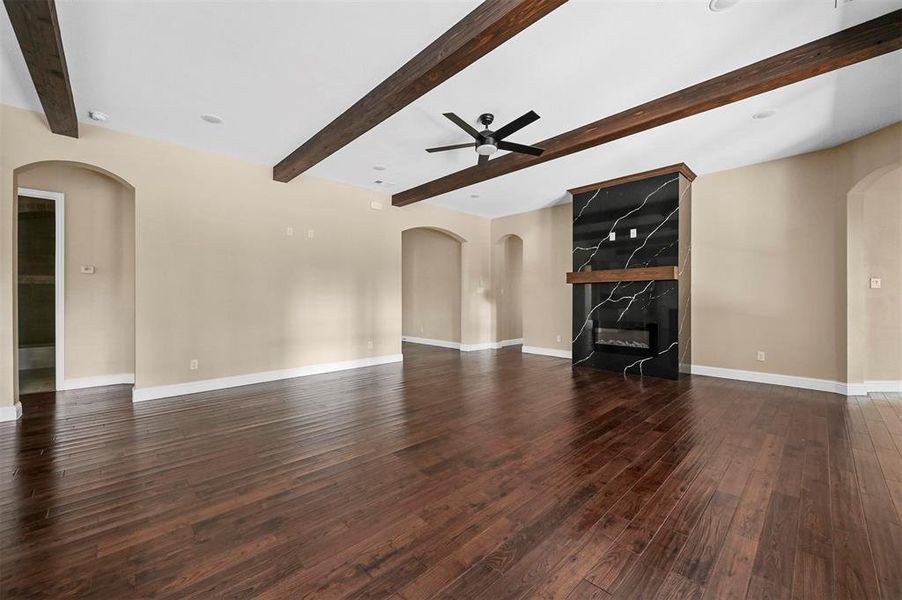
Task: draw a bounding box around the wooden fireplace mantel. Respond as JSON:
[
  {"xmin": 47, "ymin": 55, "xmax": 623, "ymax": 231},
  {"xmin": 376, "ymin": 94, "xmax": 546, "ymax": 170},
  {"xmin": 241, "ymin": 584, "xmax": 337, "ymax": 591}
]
[{"xmin": 566, "ymin": 266, "xmax": 678, "ymax": 284}]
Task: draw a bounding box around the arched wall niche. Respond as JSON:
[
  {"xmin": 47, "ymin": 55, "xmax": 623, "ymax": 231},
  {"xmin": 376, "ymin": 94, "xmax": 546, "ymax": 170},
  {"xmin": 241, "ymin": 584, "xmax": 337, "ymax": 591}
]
[
  {"xmin": 846, "ymin": 162, "xmax": 902, "ymax": 384},
  {"xmin": 493, "ymin": 234, "xmax": 524, "ymax": 346},
  {"xmin": 401, "ymin": 226, "xmax": 465, "ymax": 346},
  {"xmin": 401, "ymin": 225, "xmax": 467, "ymax": 244}
]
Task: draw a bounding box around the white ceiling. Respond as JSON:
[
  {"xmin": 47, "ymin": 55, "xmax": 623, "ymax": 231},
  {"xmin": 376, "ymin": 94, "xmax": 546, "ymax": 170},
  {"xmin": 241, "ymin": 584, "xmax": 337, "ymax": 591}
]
[{"xmin": 2, "ymin": 0, "xmax": 900, "ymax": 218}]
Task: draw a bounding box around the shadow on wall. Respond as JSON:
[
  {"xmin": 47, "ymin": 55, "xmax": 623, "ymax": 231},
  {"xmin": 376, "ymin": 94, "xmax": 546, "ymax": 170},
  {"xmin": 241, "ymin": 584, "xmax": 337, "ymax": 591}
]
[
  {"xmin": 12, "ymin": 160, "xmax": 136, "ymax": 395},
  {"xmin": 401, "ymin": 227, "xmax": 464, "ymax": 345}
]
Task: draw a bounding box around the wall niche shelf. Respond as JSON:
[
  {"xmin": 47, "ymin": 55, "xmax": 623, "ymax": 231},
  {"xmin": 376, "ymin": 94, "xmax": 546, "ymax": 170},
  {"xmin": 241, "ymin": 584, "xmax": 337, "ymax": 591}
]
[{"xmin": 565, "ymin": 266, "xmax": 678, "ymax": 284}]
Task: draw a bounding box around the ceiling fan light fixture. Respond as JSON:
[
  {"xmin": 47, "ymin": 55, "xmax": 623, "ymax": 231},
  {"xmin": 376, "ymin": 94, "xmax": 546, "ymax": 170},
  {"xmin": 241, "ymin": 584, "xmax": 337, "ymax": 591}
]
[
  {"xmin": 709, "ymin": 0, "xmax": 740, "ymax": 11},
  {"xmin": 476, "ymin": 143, "xmax": 497, "ymax": 156}
]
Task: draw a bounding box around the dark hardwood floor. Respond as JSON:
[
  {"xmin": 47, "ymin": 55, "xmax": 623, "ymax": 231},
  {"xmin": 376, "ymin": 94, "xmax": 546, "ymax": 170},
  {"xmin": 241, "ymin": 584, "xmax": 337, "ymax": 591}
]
[{"xmin": 2, "ymin": 344, "xmax": 901, "ymax": 599}]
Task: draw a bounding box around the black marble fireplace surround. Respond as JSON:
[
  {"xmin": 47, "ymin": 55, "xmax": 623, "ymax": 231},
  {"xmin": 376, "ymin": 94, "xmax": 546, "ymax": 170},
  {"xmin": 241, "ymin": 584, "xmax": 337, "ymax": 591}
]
[{"xmin": 570, "ymin": 166, "xmax": 692, "ymax": 379}]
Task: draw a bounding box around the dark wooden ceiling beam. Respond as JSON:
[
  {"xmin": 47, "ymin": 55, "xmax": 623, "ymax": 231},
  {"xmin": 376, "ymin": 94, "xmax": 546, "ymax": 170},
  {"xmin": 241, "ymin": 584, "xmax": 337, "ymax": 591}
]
[
  {"xmin": 273, "ymin": 0, "xmax": 568, "ymax": 183},
  {"xmin": 393, "ymin": 9, "xmax": 902, "ymax": 206},
  {"xmin": 4, "ymin": 0, "xmax": 78, "ymax": 137}
]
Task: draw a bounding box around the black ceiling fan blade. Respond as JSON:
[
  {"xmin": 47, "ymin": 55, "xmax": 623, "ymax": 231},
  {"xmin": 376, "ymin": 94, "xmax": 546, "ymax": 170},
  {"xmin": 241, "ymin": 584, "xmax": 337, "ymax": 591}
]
[
  {"xmin": 497, "ymin": 141, "xmax": 544, "ymax": 156},
  {"xmin": 443, "ymin": 112, "xmax": 481, "ymax": 139},
  {"xmin": 426, "ymin": 142, "xmax": 474, "ymax": 153},
  {"xmin": 478, "ymin": 153, "xmax": 489, "ymax": 166},
  {"xmin": 493, "ymin": 110, "xmax": 540, "ymax": 140}
]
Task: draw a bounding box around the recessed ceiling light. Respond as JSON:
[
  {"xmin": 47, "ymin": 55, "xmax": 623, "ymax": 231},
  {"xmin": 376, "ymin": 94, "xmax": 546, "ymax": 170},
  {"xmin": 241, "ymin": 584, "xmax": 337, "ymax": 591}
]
[
  {"xmin": 752, "ymin": 110, "xmax": 777, "ymax": 120},
  {"xmin": 88, "ymin": 110, "xmax": 109, "ymax": 122},
  {"xmin": 200, "ymin": 113, "xmax": 223, "ymax": 124},
  {"xmin": 469, "ymin": 194, "xmax": 480, "ymax": 199},
  {"xmin": 374, "ymin": 180, "xmax": 394, "ymax": 186},
  {"xmin": 373, "ymin": 165, "xmax": 387, "ymax": 171},
  {"xmin": 709, "ymin": 0, "xmax": 740, "ymax": 11}
]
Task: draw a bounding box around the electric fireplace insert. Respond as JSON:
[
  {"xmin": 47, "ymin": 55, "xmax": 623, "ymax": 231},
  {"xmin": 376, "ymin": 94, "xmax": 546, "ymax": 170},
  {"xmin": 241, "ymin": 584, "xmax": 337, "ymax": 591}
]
[{"xmin": 592, "ymin": 322, "xmax": 657, "ymax": 356}]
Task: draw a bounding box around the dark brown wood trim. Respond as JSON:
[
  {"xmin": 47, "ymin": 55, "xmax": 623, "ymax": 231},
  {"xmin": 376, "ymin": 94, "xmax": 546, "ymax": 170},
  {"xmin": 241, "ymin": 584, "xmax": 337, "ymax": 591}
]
[
  {"xmin": 272, "ymin": 0, "xmax": 568, "ymax": 183},
  {"xmin": 393, "ymin": 9, "xmax": 902, "ymax": 206},
  {"xmin": 566, "ymin": 266, "xmax": 678, "ymax": 284},
  {"xmin": 3, "ymin": 0, "xmax": 78, "ymax": 138},
  {"xmin": 568, "ymin": 163, "xmax": 696, "ymax": 195}
]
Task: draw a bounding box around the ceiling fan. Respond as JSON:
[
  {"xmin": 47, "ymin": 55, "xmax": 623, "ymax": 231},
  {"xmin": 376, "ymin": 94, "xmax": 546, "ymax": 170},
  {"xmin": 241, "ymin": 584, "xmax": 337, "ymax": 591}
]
[{"xmin": 426, "ymin": 111, "xmax": 545, "ymax": 166}]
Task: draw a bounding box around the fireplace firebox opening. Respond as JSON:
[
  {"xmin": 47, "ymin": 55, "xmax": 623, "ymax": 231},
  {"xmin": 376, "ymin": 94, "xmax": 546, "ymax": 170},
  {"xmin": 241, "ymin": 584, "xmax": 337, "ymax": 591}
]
[{"xmin": 592, "ymin": 322, "xmax": 657, "ymax": 356}]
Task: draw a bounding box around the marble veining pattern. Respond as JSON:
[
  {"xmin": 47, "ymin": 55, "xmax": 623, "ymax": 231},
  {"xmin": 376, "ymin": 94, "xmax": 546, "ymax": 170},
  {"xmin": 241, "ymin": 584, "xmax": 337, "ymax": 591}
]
[{"xmin": 571, "ymin": 172, "xmax": 690, "ymax": 380}]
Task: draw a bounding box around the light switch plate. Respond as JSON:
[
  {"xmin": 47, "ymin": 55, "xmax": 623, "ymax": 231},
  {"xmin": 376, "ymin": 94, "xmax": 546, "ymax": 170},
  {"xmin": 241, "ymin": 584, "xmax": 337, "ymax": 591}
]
[
  {"xmin": 80, "ymin": 265, "xmax": 95, "ymax": 274},
  {"xmin": 630, "ymin": 228, "xmax": 637, "ymax": 239},
  {"xmin": 870, "ymin": 278, "xmax": 882, "ymax": 289},
  {"xmin": 307, "ymin": 229, "xmax": 315, "ymax": 239},
  {"xmin": 370, "ymin": 201, "xmax": 383, "ymax": 210},
  {"xmin": 608, "ymin": 232, "xmax": 616, "ymax": 241},
  {"xmin": 757, "ymin": 351, "xmax": 766, "ymax": 362},
  {"xmin": 286, "ymin": 227, "xmax": 294, "ymax": 237}
]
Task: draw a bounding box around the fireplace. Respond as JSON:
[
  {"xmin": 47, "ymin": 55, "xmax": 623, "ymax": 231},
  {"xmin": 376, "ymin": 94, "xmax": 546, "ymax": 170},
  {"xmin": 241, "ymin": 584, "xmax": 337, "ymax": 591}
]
[
  {"xmin": 570, "ymin": 165, "xmax": 692, "ymax": 379},
  {"xmin": 592, "ymin": 322, "xmax": 656, "ymax": 356}
]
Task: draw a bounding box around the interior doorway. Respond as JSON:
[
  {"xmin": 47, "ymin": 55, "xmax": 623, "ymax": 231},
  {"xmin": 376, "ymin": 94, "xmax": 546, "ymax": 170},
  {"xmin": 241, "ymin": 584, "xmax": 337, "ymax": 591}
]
[
  {"xmin": 14, "ymin": 161, "xmax": 136, "ymax": 398},
  {"xmin": 495, "ymin": 234, "xmax": 523, "ymax": 347},
  {"xmin": 401, "ymin": 227, "xmax": 463, "ymax": 348},
  {"xmin": 17, "ymin": 188, "xmax": 64, "ymax": 394}
]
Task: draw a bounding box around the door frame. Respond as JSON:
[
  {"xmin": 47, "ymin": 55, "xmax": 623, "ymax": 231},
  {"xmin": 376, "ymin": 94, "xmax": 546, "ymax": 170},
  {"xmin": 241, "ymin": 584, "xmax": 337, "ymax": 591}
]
[{"xmin": 17, "ymin": 187, "xmax": 65, "ymax": 391}]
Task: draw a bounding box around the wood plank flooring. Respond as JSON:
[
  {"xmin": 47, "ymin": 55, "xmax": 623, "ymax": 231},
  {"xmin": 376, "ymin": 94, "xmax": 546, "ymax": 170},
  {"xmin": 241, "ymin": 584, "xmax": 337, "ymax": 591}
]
[{"xmin": 1, "ymin": 344, "xmax": 901, "ymax": 598}]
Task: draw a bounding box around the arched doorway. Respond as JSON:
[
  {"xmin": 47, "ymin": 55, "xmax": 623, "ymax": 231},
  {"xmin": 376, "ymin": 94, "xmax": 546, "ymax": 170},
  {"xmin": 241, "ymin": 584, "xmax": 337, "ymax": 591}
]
[
  {"xmin": 13, "ymin": 161, "xmax": 136, "ymax": 395},
  {"xmin": 494, "ymin": 234, "xmax": 523, "ymax": 347},
  {"xmin": 846, "ymin": 163, "xmax": 902, "ymax": 387},
  {"xmin": 401, "ymin": 227, "xmax": 465, "ymax": 349}
]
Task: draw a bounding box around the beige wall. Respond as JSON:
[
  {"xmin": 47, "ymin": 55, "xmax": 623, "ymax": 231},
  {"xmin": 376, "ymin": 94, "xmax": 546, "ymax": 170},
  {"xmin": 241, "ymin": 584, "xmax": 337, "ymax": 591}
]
[
  {"xmin": 0, "ymin": 104, "xmax": 495, "ymax": 407},
  {"xmin": 858, "ymin": 166, "xmax": 902, "ymax": 381},
  {"xmin": 17, "ymin": 163, "xmax": 135, "ymax": 379},
  {"xmin": 402, "ymin": 228, "xmax": 462, "ymax": 343},
  {"xmin": 2, "ymin": 104, "xmax": 898, "ymax": 409},
  {"xmin": 693, "ymin": 122, "xmax": 902, "ymax": 383},
  {"xmin": 496, "ymin": 235, "xmax": 523, "ymax": 342},
  {"xmin": 492, "ymin": 204, "xmax": 571, "ymax": 353}
]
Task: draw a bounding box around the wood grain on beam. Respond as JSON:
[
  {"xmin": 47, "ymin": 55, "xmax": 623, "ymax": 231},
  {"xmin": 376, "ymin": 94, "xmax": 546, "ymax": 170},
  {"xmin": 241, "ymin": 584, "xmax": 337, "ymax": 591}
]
[
  {"xmin": 569, "ymin": 163, "xmax": 696, "ymax": 195},
  {"xmin": 566, "ymin": 267, "xmax": 678, "ymax": 284},
  {"xmin": 394, "ymin": 9, "xmax": 902, "ymax": 206},
  {"xmin": 273, "ymin": 0, "xmax": 568, "ymax": 183},
  {"xmin": 4, "ymin": 0, "xmax": 78, "ymax": 137}
]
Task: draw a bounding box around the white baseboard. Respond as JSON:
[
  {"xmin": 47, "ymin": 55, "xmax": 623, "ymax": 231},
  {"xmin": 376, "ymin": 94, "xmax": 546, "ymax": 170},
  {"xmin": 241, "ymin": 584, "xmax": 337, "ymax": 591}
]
[
  {"xmin": 133, "ymin": 354, "xmax": 403, "ymax": 403},
  {"xmin": 689, "ymin": 364, "xmax": 902, "ymax": 396},
  {"xmin": 494, "ymin": 338, "xmax": 524, "ymax": 348},
  {"xmin": 522, "ymin": 345, "xmax": 572, "ymax": 359},
  {"xmin": 402, "ymin": 336, "xmax": 461, "ymax": 350},
  {"xmin": 846, "ymin": 380, "xmax": 902, "ymax": 395},
  {"xmin": 61, "ymin": 373, "xmax": 135, "ymax": 391},
  {"xmin": 401, "ymin": 337, "xmax": 508, "ymax": 352},
  {"xmin": 460, "ymin": 342, "xmax": 495, "ymax": 352},
  {"xmin": 0, "ymin": 401, "xmax": 23, "ymax": 422}
]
